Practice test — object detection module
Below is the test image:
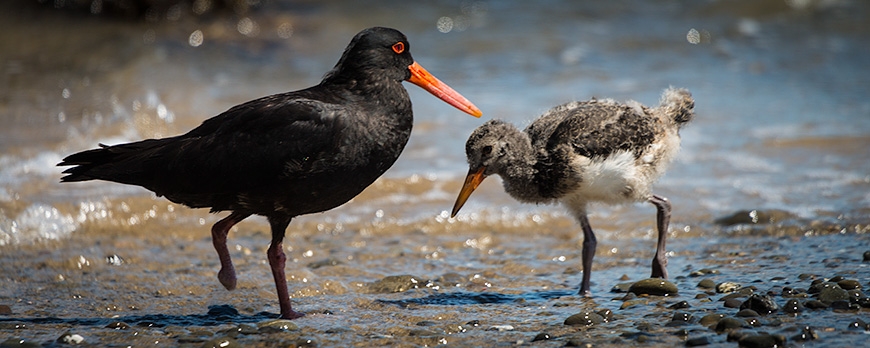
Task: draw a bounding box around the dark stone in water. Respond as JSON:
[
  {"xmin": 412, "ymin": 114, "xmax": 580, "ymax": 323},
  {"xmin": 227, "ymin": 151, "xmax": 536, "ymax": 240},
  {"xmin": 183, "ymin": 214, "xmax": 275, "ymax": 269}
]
[
  {"xmin": 723, "ymin": 298, "xmax": 743, "ymax": 308},
  {"xmin": 628, "ymin": 278, "xmax": 678, "ymax": 296},
  {"xmin": 863, "ymin": 250, "xmax": 870, "ymax": 262},
  {"xmin": 307, "ymin": 257, "xmax": 343, "ymax": 269},
  {"xmin": 105, "ymin": 321, "xmax": 130, "ymax": 330},
  {"xmin": 837, "ymin": 279, "xmax": 861, "ymax": 290},
  {"xmin": 699, "ymin": 313, "xmax": 725, "ymax": 327},
  {"xmin": 847, "ymin": 318, "xmax": 869, "ymax": 331},
  {"xmin": 564, "ymin": 311, "xmax": 605, "ymax": 326},
  {"xmin": 803, "ymin": 300, "xmax": 828, "ymax": 309},
  {"xmin": 793, "ymin": 325, "xmax": 819, "ymax": 341},
  {"xmin": 685, "ymin": 336, "xmax": 712, "ymax": 346},
  {"xmin": 737, "ymin": 332, "xmax": 786, "ymax": 348},
  {"xmin": 689, "ymin": 268, "xmax": 719, "ymax": 277},
  {"xmin": 740, "ymin": 294, "xmax": 779, "ymax": 315},
  {"xmin": 736, "ymin": 309, "xmax": 759, "ymax": 317},
  {"xmin": 0, "ymin": 305, "xmax": 11, "ymax": 315},
  {"xmin": 697, "ymin": 279, "xmax": 716, "ymax": 289},
  {"xmin": 783, "ymin": 299, "xmax": 804, "ymax": 313},
  {"xmin": 816, "ymin": 283, "xmax": 850, "ymax": 304},
  {"xmin": 669, "ymin": 300, "xmax": 690, "ymax": 309},
  {"xmin": 671, "ymin": 312, "xmax": 692, "ymax": 323},
  {"xmin": 532, "ymin": 333, "xmax": 551, "ymax": 341},
  {"xmin": 715, "ymin": 317, "xmax": 745, "ymax": 333},
  {"xmin": 596, "ymin": 308, "xmax": 613, "ymax": 322},
  {"xmin": 830, "ymin": 300, "xmax": 859, "ymax": 311}
]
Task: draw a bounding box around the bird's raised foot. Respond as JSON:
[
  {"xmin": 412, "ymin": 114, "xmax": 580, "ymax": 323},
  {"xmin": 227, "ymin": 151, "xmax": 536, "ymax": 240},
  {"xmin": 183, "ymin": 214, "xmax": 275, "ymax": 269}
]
[{"xmin": 218, "ymin": 266, "xmax": 237, "ymax": 291}]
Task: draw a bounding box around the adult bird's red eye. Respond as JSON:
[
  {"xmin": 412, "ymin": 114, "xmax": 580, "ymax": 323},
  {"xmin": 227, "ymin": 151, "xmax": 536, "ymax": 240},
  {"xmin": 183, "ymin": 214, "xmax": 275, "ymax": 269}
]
[{"xmin": 392, "ymin": 42, "xmax": 405, "ymax": 54}]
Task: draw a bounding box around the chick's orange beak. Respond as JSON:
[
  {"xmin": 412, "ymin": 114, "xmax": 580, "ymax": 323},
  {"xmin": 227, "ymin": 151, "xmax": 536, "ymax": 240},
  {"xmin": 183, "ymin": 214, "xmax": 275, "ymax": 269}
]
[
  {"xmin": 408, "ymin": 62, "xmax": 482, "ymax": 117},
  {"xmin": 451, "ymin": 166, "xmax": 487, "ymax": 217}
]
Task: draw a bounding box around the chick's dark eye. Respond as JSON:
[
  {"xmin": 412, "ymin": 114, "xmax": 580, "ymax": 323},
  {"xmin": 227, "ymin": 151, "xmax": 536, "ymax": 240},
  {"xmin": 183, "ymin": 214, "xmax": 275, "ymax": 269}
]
[
  {"xmin": 481, "ymin": 145, "xmax": 493, "ymax": 156},
  {"xmin": 392, "ymin": 42, "xmax": 405, "ymax": 54}
]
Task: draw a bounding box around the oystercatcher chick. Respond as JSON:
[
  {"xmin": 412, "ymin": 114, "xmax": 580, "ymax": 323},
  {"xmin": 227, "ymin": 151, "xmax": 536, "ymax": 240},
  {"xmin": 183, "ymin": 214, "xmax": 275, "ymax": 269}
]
[
  {"xmin": 451, "ymin": 87, "xmax": 693, "ymax": 295},
  {"xmin": 59, "ymin": 27, "xmax": 482, "ymax": 319}
]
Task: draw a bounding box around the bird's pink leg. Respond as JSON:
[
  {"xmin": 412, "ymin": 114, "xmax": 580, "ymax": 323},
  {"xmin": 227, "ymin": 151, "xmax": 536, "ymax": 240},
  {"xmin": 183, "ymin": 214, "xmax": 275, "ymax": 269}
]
[
  {"xmin": 577, "ymin": 214, "xmax": 597, "ymax": 296},
  {"xmin": 649, "ymin": 195, "xmax": 671, "ymax": 279},
  {"xmin": 211, "ymin": 212, "xmax": 250, "ymax": 291},
  {"xmin": 267, "ymin": 216, "xmax": 305, "ymax": 319}
]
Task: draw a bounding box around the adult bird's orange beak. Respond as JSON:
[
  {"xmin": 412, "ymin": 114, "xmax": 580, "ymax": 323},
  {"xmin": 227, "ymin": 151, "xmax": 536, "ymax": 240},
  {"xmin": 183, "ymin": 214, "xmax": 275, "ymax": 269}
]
[
  {"xmin": 451, "ymin": 166, "xmax": 487, "ymax": 217},
  {"xmin": 408, "ymin": 62, "xmax": 482, "ymax": 117}
]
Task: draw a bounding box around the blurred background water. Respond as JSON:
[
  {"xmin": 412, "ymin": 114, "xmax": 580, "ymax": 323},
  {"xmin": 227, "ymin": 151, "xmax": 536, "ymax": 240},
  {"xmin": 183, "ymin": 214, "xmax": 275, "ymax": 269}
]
[{"xmin": 1, "ymin": 0, "xmax": 869, "ymax": 246}]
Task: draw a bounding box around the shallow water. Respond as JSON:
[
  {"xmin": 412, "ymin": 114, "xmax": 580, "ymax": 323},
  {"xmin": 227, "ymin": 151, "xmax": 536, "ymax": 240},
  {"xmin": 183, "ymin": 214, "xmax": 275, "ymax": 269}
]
[{"xmin": 1, "ymin": 0, "xmax": 869, "ymax": 346}]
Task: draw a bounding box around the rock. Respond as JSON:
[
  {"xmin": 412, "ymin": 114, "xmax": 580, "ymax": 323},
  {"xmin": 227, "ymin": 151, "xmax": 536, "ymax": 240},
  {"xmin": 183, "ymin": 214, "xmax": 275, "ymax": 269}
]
[
  {"xmin": 671, "ymin": 312, "xmax": 692, "ymax": 323},
  {"xmin": 364, "ymin": 275, "xmax": 424, "ymax": 293},
  {"xmin": 532, "ymin": 333, "xmax": 550, "ymax": 341},
  {"xmin": 783, "ymin": 299, "xmax": 804, "ymax": 313},
  {"xmin": 792, "ymin": 326, "xmax": 818, "ymax": 341},
  {"xmin": 57, "ymin": 332, "xmax": 85, "ymax": 344},
  {"xmin": 0, "ymin": 338, "xmax": 41, "ymax": 347},
  {"xmin": 847, "ymin": 319, "xmax": 869, "ymax": 331},
  {"xmin": 307, "ymin": 257, "xmax": 343, "ymax": 269},
  {"xmin": 669, "ymin": 300, "xmax": 690, "ymax": 309},
  {"xmin": 685, "ymin": 336, "xmax": 712, "ymax": 346},
  {"xmin": 737, "ymin": 332, "xmax": 786, "ymax": 348},
  {"xmin": 723, "ymin": 298, "xmax": 743, "ymax": 308},
  {"xmin": 697, "ymin": 279, "xmax": 716, "ymax": 289},
  {"xmin": 620, "ymin": 298, "xmax": 649, "ymax": 309},
  {"xmin": 740, "ymin": 294, "xmax": 779, "ymax": 315},
  {"xmin": 610, "ymin": 282, "xmax": 633, "ymax": 293},
  {"xmin": 837, "ymin": 279, "xmax": 861, "ymax": 290},
  {"xmin": 0, "ymin": 305, "xmax": 11, "ymax": 315},
  {"xmin": 803, "ymin": 300, "xmax": 828, "ymax": 309},
  {"xmin": 864, "ymin": 251, "xmax": 870, "ymax": 262},
  {"xmin": 715, "ymin": 317, "xmax": 744, "ymax": 333},
  {"xmin": 817, "ymin": 284, "xmax": 850, "ymax": 304},
  {"xmin": 628, "ymin": 278, "xmax": 678, "ymax": 296},
  {"xmin": 201, "ymin": 337, "xmax": 241, "ymax": 348},
  {"xmin": 716, "ymin": 282, "xmax": 742, "ymax": 293},
  {"xmin": 257, "ymin": 319, "xmax": 299, "ymax": 333},
  {"xmin": 564, "ymin": 311, "xmax": 605, "ymax": 326},
  {"xmin": 689, "ymin": 268, "xmax": 719, "ymax": 277},
  {"xmin": 699, "ymin": 313, "xmax": 725, "ymax": 327},
  {"xmin": 596, "ymin": 308, "xmax": 613, "ymax": 322},
  {"xmin": 736, "ymin": 309, "xmax": 759, "ymax": 317}
]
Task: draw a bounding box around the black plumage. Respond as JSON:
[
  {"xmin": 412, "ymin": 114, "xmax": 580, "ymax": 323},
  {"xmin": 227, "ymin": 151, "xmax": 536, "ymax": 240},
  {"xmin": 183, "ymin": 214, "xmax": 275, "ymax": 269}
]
[
  {"xmin": 59, "ymin": 27, "xmax": 481, "ymax": 319},
  {"xmin": 452, "ymin": 87, "xmax": 694, "ymax": 295}
]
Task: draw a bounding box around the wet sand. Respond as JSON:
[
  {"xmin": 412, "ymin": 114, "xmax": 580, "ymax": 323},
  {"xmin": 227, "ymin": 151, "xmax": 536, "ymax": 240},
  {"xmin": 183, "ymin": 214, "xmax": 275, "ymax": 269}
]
[{"xmin": 2, "ymin": 190, "xmax": 870, "ymax": 346}]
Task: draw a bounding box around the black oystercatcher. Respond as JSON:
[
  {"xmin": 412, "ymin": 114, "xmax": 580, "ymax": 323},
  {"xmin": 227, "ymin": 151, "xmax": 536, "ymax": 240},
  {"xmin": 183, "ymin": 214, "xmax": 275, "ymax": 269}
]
[
  {"xmin": 451, "ymin": 87, "xmax": 694, "ymax": 295},
  {"xmin": 59, "ymin": 27, "xmax": 482, "ymax": 319}
]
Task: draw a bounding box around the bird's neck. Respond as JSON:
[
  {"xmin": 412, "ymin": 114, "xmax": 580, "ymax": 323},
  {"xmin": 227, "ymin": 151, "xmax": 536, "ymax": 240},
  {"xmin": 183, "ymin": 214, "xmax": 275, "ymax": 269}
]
[{"xmin": 494, "ymin": 131, "xmax": 551, "ymax": 204}]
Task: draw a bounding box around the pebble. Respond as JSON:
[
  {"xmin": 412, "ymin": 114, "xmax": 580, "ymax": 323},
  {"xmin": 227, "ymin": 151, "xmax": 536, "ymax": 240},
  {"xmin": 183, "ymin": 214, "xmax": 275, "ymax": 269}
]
[
  {"xmin": 105, "ymin": 321, "xmax": 130, "ymax": 330},
  {"xmin": 723, "ymin": 298, "xmax": 743, "ymax": 308},
  {"xmin": 56, "ymin": 332, "xmax": 84, "ymax": 344},
  {"xmin": 699, "ymin": 313, "xmax": 725, "ymax": 327},
  {"xmin": 782, "ymin": 299, "xmax": 804, "ymax": 313},
  {"xmin": 792, "ymin": 325, "xmax": 819, "ymax": 341},
  {"xmin": 668, "ymin": 300, "xmax": 690, "ymax": 309},
  {"xmin": 816, "ymin": 283, "xmax": 850, "ymax": 304},
  {"xmin": 200, "ymin": 337, "xmax": 241, "ymax": 348},
  {"xmin": 685, "ymin": 336, "xmax": 712, "ymax": 346},
  {"xmin": 0, "ymin": 305, "xmax": 11, "ymax": 315},
  {"xmin": 564, "ymin": 311, "xmax": 605, "ymax": 326},
  {"xmin": 735, "ymin": 309, "xmax": 759, "ymax": 317},
  {"xmin": 365, "ymin": 275, "xmax": 424, "ymax": 293},
  {"xmin": 697, "ymin": 279, "xmax": 716, "ymax": 289},
  {"xmin": 837, "ymin": 279, "xmax": 861, "ymax": 290},
  {"xmin": 739, "ymin": 294, "xmax": 779, "ymax": 315},
  {"xmin": 689, "ymin": 268, "xmax": 720, "ymax": 277},
  {"xmin": 257, "ymin": 319, "xmax": 299, "ymax": 332},
  {"xmin": 628, "ymin": 278, "xmax": 678, "ymax": 296},
  {"xmin": 847, "ymin": 319, "xmax": 869, "ymax": 331},
  {"xmin": 737, "ymin": 332, "xmax": 785, "ymax": 348},
  {"xmin": 620, "ymin": 298, "xmax": 649, "ymax": 309},
  {"xmin": 715, "ymin": 317, "xmax": 745, "ymax": 333},
  {"xmin": 531, "ymin": 333, "xmax": 550, "ymax": 341},
  {"xmin": 863, "ymin": 250, "xmax": 870, "ymax": 262},
  {"xmin": 803, "ymin": 300, "xmax": 828, "ymax": 309},
  {"xmin": 716, "ymin": 282, "xmax": 742, "ymax": 293},
  {"xmin": 487, "ymin": 325, "xmax": 514, "ymax": 331}
]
